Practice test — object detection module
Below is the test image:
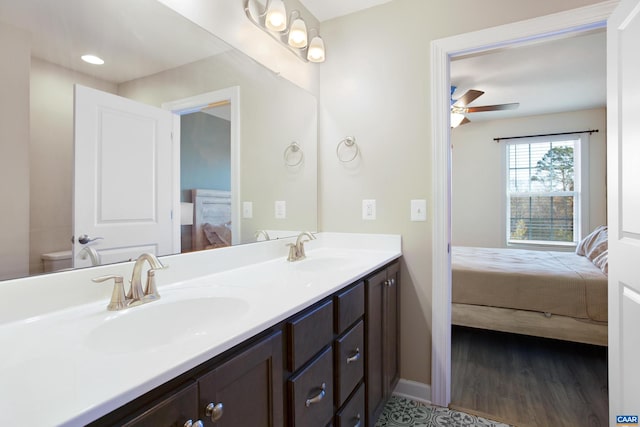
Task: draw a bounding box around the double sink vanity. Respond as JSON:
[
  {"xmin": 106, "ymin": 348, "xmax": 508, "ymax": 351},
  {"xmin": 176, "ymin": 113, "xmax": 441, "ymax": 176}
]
[{"xmin": 0, "ymin": 233, "xmax": 401, "ymax": 426}]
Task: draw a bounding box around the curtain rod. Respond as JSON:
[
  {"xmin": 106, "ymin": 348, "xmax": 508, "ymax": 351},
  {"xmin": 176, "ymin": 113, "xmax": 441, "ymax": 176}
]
[{"xmin": 493, "ymin": 129, "xmax": 599, "ymax": 143}]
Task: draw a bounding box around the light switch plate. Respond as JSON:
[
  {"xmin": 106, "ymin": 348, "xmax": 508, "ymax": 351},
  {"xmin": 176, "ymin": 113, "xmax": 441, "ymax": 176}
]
[
  {"xmin": 411, "ymin": 199, "xmax": 427, "ymax": 221},
  {"xmin": 242, "ymin": 201, "xmax": 253, "ymax": 219},
  {"xmin": 362, "ymin": 199, "xmax": 376, "ymax": 220},
  {"xmin": 275, "ymin": 200, "xmax": 286, "ymax": 219}
]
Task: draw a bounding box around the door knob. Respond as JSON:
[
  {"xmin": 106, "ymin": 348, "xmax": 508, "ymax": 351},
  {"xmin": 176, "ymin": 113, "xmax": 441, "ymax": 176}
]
[{"xmin": 77, "ymin": 234, "xmax": 104, "ymax": 245}]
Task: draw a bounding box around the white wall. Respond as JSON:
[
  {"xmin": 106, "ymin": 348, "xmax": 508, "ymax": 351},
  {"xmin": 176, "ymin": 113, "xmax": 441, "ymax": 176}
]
[
  {"xmin": 451, "ymin": 108, "xmax": 607, "ymax": 248},
  {"xmin": 0, "ymin": 23, "xmax": 30, "ymax": 280},
  {"xmin": 29, "ymin": 58, "xmax": 117, "ymax": 274},
  {"xmin": 317, "ymin": 0, "xmax": 604, "ymax": 388}
]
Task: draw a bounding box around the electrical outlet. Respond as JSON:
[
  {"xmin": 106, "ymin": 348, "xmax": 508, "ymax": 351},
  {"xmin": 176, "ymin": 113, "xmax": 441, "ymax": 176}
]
[
  {"xmin": 411, "ymin": 199, "xmax": 427, "ymax": 221},
  {"xmin": 242, "ymin": 201, "xmax": 253, "ymax": 219},
  {"xmin": 275, "ymin": 200, "xmax": 286, "ymax": 219},
  {"xmin": 362, "ymin": 199, "xmax": 376, "ymax": 220}
]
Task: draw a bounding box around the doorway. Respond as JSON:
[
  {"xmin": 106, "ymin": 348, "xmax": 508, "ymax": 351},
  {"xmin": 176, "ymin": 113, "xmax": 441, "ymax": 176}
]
[
  {"xmin": 430, "ymin": 1, "xmax": 617, "ymax": 408},
  {"xmin": 162, "ymin": 87, "xmax": 241, "ymax": 248}
]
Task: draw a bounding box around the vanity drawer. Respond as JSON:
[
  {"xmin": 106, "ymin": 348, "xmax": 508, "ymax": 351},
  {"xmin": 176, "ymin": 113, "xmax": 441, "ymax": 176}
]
[
  {"xmin": 287, "ymin": 300, "xmax": 334, "ymax": 372},
  {"xmin": 334, "ymin": 320, "xmax": 364, "ymax": 407},
  {"xmin": 334, "ymin": 281, "xmax": 364, "ymax": 335},
  {"xmin": 288, "ymin": 346, "xmax": 334, "ymax": 427},
  {"xmin": 335, "ymin": 383, "xmax": 365, "ymax": 427}
]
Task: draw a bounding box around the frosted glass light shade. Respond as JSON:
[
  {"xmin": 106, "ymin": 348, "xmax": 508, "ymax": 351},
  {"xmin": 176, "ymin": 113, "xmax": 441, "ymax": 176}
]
[
  {"xmin": 265, "ymin": 0, "xmax": 287, "ymax": 31},
  {"xmin": 307, "ymin": 36, "xmax": 325, "ymax": 63},
  {"xmin": 288, "ymin": 18, "xmax": 308, "ymax": 48},
  {"xmin": 451, "ymin": 112, "xmax": 465, "ymax": 128}
]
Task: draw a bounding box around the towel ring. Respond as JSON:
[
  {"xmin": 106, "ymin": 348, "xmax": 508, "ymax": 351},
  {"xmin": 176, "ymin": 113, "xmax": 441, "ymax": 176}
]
[
  {"xmin": 336, "ymin": 136, "xmax": 359, "ymax": 163},
  {"xmin": 284, "ymin": 141, "xmax": 304, "ymax": 167}
]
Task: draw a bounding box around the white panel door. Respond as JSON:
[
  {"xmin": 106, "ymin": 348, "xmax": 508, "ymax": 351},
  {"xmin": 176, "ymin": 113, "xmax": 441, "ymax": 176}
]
[
  {"xmin": 73, "ymin": 85, "xmax": 175, "ymax": 267},
  {"xmin": 608, "ymin": 0, "xmax": 640, "ymax": 421}
]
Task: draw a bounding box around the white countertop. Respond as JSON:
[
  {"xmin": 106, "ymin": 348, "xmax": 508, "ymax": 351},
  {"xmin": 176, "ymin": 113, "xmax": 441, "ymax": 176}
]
[{"xmin": 0, "ymin": 233, "xmax": 401, "ymax": 426}]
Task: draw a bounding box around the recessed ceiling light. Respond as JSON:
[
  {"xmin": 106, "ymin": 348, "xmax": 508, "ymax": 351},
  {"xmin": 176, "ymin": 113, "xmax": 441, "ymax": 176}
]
[{"xmin": 81, "ymin": 54, "xmax": 104, "ymax": 65}]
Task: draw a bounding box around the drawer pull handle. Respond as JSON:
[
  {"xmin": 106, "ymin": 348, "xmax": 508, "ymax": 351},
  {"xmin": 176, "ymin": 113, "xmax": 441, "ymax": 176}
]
[
  {"xmin": 205, "ymin": 402, "xmax": 224, "ymax": 423},
  {"xmin": 183, "ymin": 420, "xmax": 204, "ymax": 427},
  {"xmin": 305, "ymin": 383, "xmax": 326, "ymax": 407},
  {"xmin": 353, "ymin": 413, "xmax": 362, "ymax": 427},
  {"xmin": 346, "ymin": 347, "xmax": 361, "ymax": 364}
]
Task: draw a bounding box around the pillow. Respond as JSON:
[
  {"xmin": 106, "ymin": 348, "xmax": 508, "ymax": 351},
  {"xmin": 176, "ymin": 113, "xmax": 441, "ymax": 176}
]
[
  {"xmin": 202, "ymin": 222, "xmax": 232, "ymax": 247},
  {"xmin": 576, "ymin": 225, "xmax": 608, "ymax": 259},
  {"xmin": 591, "ymin": 249, "xmax": 608, "ymax": 275}
]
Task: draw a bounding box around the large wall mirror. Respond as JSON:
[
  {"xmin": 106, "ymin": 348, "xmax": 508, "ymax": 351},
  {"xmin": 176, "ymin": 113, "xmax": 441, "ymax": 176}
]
[{"xmin": 0, "ymin": 0, "xmax": 318, "ymax": 281}]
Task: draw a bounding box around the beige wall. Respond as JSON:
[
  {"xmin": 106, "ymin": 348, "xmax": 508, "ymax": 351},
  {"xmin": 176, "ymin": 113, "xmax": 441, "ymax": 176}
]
[
  {"xmin": 0, "ymin": 23, "xmax": 30, "ymax": 280},
  {"xmin": 317, "ymin": 0, "xmax": 604, "ymax": 387},
  {"xmin": 452, "ymin": 108, "xmax": 607, "ymax": 248},
  {"xmin": 118, "ymin": 51, "xmax": 318, "ymax": 244},
  {"xmin": 29, "ymin": 58, "xmax": 117, "ymax": 274}
]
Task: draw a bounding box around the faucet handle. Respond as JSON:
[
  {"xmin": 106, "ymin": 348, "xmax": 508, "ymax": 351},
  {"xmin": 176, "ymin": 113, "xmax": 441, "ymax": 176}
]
[
  {"xmin": 92, "ymin": 275, "xmax": 128, "ymax": 311},
  {"xmin": 143, "ymin": 269, "xmax": 161, "ymax": 301},
  {"xmin": 286, "ymin": 243, "xmax": 298, "ymax": 262}
]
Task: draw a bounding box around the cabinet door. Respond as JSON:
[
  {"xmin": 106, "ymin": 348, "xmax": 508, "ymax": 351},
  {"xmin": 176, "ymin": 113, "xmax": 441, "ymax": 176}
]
[
  {"xmin": 198, "ymin": 331, "xmax": 283, "ymax": 427},
  {"xmin": 120, "ymin": 382, "xmax": 198, "ymax": 427},
  {"xmin": 364, "ymin": 269, "xmax": 386, "ymax": 426},
  {"xmin": 383, "ymin": 262, "xmax": 400, "ymax": 400}
]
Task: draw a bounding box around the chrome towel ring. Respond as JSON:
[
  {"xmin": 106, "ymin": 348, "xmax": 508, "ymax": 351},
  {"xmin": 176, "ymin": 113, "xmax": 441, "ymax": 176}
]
[
  {"xmin": 284, "ymin": 141, "xmax": 304, "ymax": 167},
  {"xmin": 336, "ymin": 136, "xmax": 359, "ymax": 163}
]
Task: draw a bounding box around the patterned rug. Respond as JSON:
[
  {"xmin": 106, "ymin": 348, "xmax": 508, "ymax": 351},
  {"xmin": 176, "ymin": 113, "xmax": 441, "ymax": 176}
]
[{"xmin": 375, "ymin": 395, "xmax": 511, "ymax": 427}]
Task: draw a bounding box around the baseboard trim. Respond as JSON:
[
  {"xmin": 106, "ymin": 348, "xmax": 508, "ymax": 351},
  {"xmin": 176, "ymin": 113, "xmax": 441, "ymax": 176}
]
[{"xmin": 393, "ymin": 379, "xmax": 432, "ymax": 405}]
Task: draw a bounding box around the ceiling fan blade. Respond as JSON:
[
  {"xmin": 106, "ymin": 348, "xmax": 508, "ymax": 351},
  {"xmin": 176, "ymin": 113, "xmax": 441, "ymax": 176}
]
[
  {"xmin": 453, "ymin": 89, "xmax": 484, "ymax": 107},
  {"xmin": 465, "ymin": 102, "xmax": 519, "ymax": 113},
  {"xmin": 459, "ymin": 117, "xmax": 471, "ymax": 126}
]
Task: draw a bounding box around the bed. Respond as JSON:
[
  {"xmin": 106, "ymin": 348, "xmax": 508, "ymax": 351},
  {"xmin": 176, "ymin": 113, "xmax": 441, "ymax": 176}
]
[
  {"xmin": 452, "ymin": 226, "xmax": 609, "ymax": 346},
  {"xmin": 191, "ymin": 189, "xmax": 232, "ymax": 251}
]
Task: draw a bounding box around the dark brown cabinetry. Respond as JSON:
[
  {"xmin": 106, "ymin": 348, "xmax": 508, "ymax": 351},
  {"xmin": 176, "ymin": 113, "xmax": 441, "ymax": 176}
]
[
  {"xmin": 198, "ymin": 331, "xmax": 283, "ymax": 426},
  {"xmin": 364, "ymin": 261, "xmax": 400, "ymax": 426},
  {"xmin": 90, "ymin": 260, "xmax": 399, "ymax": 427}
]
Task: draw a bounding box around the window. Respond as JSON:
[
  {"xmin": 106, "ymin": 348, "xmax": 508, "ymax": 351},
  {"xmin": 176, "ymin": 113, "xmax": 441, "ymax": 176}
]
[{"xmin": 506, "ymin": 135, "xmax": 586, "ymax": 245}]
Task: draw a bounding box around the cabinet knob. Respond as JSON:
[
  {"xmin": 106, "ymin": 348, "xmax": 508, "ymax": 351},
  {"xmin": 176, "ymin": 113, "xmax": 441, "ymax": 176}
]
[
  {"xmin": 305, "ymin": 382, "xmax": 326, "ymax": 407},
  {"xmin": 386, "ymin": 278, "xmax": 395, "ymax": 287},
  {"xmin": 346, "ymin": 347, "xmax": 361, "ymax": 364},
  {"xmin": 183, "ymin": 420, "xmax": 204, "ymax": 427},
  {"xmin": 353, "ymin": 413, "xmax": 362, "ymax": 427},
  {"xmin": 205, "ymin": 402, "xmax": 224, "ymax": 423}
]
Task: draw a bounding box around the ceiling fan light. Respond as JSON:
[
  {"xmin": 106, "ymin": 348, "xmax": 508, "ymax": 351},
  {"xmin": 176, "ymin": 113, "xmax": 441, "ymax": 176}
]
[
  {"xmin": 451, "ymin": 112, "xmax": 466, "ymax": 128},
  {"xmin": 288, "ymin": 18, "xmax": 308, "ymax": 48},
  {"xmin": 307, "ymin": 35, "xmax": 325, "ymax": 63},
  {"xmin": 265, "ymin": 0, "xmax": 287, "ymax": 31}
]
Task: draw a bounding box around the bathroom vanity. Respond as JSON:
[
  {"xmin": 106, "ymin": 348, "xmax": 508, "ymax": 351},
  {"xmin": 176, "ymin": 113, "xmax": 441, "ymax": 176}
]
[{"xmin": 0, "ymin": 233, "xmax": 401, "ymax": 426}]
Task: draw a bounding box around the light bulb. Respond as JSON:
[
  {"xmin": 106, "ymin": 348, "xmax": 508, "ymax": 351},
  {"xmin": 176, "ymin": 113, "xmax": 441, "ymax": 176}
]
[
  {"xmin": 265, "ymin": 0, "xmax": 287, "ymax": 31},
  {"xmin": 307, "ymin": 36, "xmax": 325, "ymax": 63},
  {"xmin": 288, "ymin": 18, "xmax": 308, "ymax": 48},
  {"xmin": 451, "ymin": 112, "xmax": 465, "ymax": 128},
  {"xmin": 81, "ymin": 54, "xmax": 104, "ymax": 65}
]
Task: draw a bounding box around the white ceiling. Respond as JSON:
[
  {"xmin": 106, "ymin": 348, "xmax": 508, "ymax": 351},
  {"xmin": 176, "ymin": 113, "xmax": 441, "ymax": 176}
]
[
  {"xmin": 0, "ymin": 0, "xmax": 230, "ymax": 84},
  {"xmin": 451, "ymin": 30, "xmax": 606, "ymax": 122},
  {"xmin": 299, "ymin": 0, "xmax": 393, "ymax": 22}
]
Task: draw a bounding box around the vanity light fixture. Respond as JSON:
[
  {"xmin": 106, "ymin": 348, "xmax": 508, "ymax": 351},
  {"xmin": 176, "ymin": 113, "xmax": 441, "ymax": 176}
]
[
  {"xmin": 243, "ymin": 0, "xmax": 325, "ymax": 63},
  {"xmin": 81, "ymin": 54, "xmax": 104, "ymax": 65}
]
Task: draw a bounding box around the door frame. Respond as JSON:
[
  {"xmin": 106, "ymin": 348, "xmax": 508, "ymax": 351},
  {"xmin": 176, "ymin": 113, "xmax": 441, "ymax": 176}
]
[
  {"xmin": 429, "ymin": 1, "xmax": 617, "ymax": 407},
  {"xmin": 162, "ymin": 86, "xmax": 241, "ymax": 246}
]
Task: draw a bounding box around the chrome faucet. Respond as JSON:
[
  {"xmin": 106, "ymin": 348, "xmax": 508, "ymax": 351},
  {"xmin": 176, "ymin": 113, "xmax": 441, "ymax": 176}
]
[
  {"xmin": 287, "ymin": 231, "xmax": 316, "ymax": 262},
  {"xmin": 92, "ymin": 253, "xmax": 167, "ymax": 311}
]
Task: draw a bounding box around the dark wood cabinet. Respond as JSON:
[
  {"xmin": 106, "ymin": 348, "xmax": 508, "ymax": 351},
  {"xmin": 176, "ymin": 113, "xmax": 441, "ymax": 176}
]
[
  {"xmin": 364, "ymin": 261, "xmax": 400, "ymax": 426},
  {"xmin": 120, "ymin": 382, "xmax": 198, "ymax": 427},
  {"xmin": 198, "ymin": 331, "xmax": 283, "ymax": 427},
  {"xmin": 90, "ymin": 259, "xmax": 399, "ymax": 427}
]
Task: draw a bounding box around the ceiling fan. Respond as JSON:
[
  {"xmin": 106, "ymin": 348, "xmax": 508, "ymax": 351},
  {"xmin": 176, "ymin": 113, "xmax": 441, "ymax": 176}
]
[{"xmin": 450, "ymin": 86, "xmax": 519, "ymax": 127}]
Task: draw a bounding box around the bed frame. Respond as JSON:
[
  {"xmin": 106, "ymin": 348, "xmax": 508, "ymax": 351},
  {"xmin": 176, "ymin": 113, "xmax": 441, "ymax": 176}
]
[
  {"xmin": 191, "ymin": 189, "xmax": 232, "ymax": 251},
  {"xmin": 452, "ymin": 303, "xmax": 608, "ymax": 346}
]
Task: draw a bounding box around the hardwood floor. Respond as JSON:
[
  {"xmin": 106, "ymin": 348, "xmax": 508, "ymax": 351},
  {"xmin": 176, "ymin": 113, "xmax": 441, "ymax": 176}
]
[{"xmin": 451, "ymin": 326, "xmax": 608, "ymax": 427}]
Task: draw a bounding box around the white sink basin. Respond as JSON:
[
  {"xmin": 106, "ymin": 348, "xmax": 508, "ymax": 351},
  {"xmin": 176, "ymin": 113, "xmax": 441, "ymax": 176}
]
[{"xmin": 84, "ymin": 297, "xmax": 250, "ymax": 354}]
